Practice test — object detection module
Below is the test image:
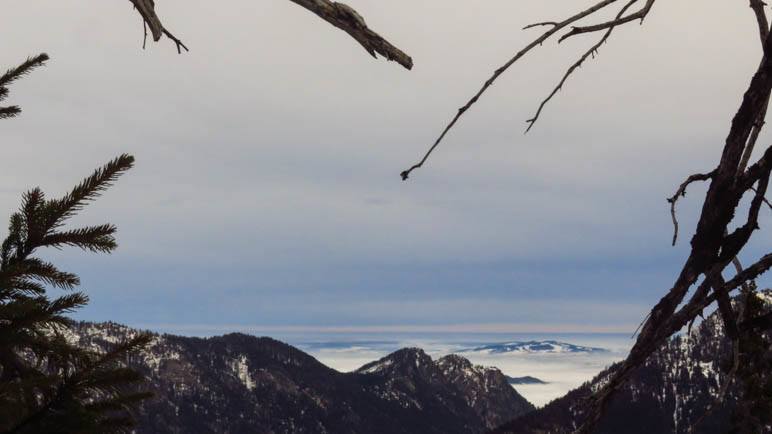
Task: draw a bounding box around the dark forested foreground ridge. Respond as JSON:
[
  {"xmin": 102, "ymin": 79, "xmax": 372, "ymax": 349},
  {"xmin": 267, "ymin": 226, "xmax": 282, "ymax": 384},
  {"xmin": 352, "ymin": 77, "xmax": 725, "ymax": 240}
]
[
  {"xmin": 62, "ymin": 291, "xmax": 771, "ymax": 434},
  {"xmin": 64, "ymin": 322, "xmax": 533, "ymax": 434},
  {"xmin": 494, "ymin": 290, "xmax": 772, "ymax": 434}
]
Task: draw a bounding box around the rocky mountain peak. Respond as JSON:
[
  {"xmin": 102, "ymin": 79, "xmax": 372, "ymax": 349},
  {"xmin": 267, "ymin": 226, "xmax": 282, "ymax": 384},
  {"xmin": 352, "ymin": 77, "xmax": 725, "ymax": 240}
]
[{"xmin": 65, "ymin": 324, "xmax": 534, "ymax": 434}]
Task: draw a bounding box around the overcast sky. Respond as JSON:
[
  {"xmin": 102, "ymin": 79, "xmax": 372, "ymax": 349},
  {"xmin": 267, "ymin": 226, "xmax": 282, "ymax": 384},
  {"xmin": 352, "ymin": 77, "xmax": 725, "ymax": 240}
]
[{"xmin": 3, "ymin": 0, "xmax": 770, "ymax": 334}]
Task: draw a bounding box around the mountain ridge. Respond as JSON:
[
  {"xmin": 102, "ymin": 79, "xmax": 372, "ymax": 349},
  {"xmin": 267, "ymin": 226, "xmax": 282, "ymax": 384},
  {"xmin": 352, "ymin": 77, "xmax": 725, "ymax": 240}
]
[
  {"xmin": 492, "ymin": 291, "xmax": 772, "ymax": 434},
  {"xmin": 65, "ymin": 322, "xmax": 533, "ymax": 434}
]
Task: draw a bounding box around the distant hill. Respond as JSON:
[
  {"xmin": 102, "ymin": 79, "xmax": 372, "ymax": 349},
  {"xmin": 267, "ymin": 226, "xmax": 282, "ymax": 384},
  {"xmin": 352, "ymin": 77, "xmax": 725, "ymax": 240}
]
[
  {"xmin": 64, "ymin": 323, "xmax": 534, "ymax": 434},
  {"xmin": 505, "ymin": 375, "xmax": 547, "ymax": 385},
  {"xmin": 461, "ymin": 340, "xmax": 607, "ymax": 355}
]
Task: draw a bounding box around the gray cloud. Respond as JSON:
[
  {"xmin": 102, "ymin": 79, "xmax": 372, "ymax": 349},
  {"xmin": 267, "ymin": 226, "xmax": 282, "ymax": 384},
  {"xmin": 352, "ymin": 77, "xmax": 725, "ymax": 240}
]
[{"xmin": 2, "ymin": 0, "xmax": 770, "ymax": 330}]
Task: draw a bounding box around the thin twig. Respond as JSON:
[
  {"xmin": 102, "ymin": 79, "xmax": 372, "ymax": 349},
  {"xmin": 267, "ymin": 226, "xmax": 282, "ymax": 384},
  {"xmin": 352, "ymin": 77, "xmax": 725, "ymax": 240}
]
[
  {"xmin": 526, "ymin": 0, "xmax": 639, "ymax": 132},
  {"xmin": 400, "ymin": 0, "xmax": 621, "ymax": 180},
  {"xmin": 750, "ymin": 186, "xmax": 772, "ymax": 210},
  {"xmin": 523, "ymin": 21, "xmax": 558, "ymax": 30},
  {"xmin": 559, "ymin": 0, "xmax": 656, "ymax": 42},
  {"xmin": 630, "ymin": 311, "xmax": 650, "ymax": 338},
  {"xmin": 162, "ymin": 28, "xmax": 188, "ymax": 54},
  {"xmin": 667, "ymin": 170, "xmax": 715, "ymax": 246},
  {"xmin": 142, "ymin": 20, "xmax": 148, "ymax": 50}
]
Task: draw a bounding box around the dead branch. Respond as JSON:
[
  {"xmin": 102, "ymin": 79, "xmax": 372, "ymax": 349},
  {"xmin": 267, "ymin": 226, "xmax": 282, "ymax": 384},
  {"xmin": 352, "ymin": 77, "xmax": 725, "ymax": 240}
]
[
  {"xmin": 737, "ymin": 0, "xmax": 771, "ymax": 171},
  {"xmin": 400, "ymin": 0, "xmax": 621, "ymax": 180},
  {"xmin": 739, "ymin": 101, "xmax": 768, "ymax": 171},
  {"xmin": 721, "ymin": 253, "xmax": 772, "ymax": 294},
  {"xmin": 667, "ymin": 170, "xmax": 715, "ymax": 246},
  {"xmin": 577, "ymin": 26, "xmax": 772, "ymax": 432},
  {"xmin": 721, "ymin": 171, "xmax": 771, "ymax": 263},
  {"xmin": 559, "ymin": 0, "xmax": 656, "ymax": 42},
  {"xmin": 741, "ymin": 142, "xmax": 772, "ymax": 189},
  {"xmin": 653, "ymin": 255, "xmax": 771, "ymax": 353},
  {"xmin": 526, "ymin": 0, "xmax": 639, "ymax": 132},
  {"xmin": 129, "ymin": 0, "xmax": 412, "ymax": 67},
  {"xmin": 161, "ymin": 28, "xmax": 188, "ymax": 54},
  {"xmin": 130, "ymin": 0, "xmax": 163, "ymax": 42},
  {"xmin": 750, "ymin": 186, "xmax": 772, "ymax": 210},
  {"xmin": 523, "ymin": 21, "xmax": 559, "ymax": 30},
  {"xmin": 749, "ymin": 0, "xmax": 770, "ymax": 45},
  {"xmin": 288, "ymin": 1, "xmax": 412, "ymax": 69}
]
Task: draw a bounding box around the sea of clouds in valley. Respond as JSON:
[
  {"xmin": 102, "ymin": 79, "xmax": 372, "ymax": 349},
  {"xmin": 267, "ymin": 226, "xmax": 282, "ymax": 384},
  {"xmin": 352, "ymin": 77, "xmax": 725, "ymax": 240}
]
[{"xmin": 293, "ymin": 333, "xmax": 634, "ymax": 407}]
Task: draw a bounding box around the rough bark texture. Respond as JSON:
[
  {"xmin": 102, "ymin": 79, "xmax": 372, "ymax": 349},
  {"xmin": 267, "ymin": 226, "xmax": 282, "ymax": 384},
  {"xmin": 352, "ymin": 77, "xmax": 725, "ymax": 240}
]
[{"xmin": 128, "ymin": 0, "xmax": 412, "ymax": 68}]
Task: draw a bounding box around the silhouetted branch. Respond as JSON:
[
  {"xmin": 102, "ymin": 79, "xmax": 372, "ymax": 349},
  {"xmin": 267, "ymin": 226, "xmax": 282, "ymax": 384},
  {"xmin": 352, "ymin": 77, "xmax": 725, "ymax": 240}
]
[
  {"xmin": 750, "ymin": 186, "xmax": 772, "ymax": 210},
  {"xmin": 749, "ymin": 0, "xmax": 769, "ymax": 45},
  {"xmin": 523, "ymin": 21, "xmax": 558, "ymax": 30},
  {"xmin": 526, "ymin": 0, "xmax": 639, "ymax": 132},
  {"xmin": 0, "ymin": 54, "xmax": 49, "ymax": 120},
  {"xmin": 737, "ymin": 6, "xmax": 771, "ymax": 177},
  {"xmin": 128, "ymin": 0, "xmax": 411, "ymax": 67},
  {"xmin": 559, "ymin": 0, "xmax": 656, "ymax": 42},
  {"xmin": 577, "ymin": 25, "xmax": 772, "ymax": 433},
  {"xmin": 288, "ymin": 0, "xmax": 412, "ymax": 69},
  {"xmin": 667, "ymin": 170, "xmax": 715, "ymax": 246},
  {"xmin": 400, "ymin": 0, "xmax": 622, "ymax": 180}
]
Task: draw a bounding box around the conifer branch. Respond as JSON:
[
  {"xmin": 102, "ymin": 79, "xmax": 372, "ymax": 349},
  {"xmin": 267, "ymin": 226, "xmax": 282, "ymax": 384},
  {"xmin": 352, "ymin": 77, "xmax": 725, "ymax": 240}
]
[
  {"xmin": 0, "ymin": 54, "xmax": 48, "ymax": 120},
  {"xmin": 0, "ymin": 106, "xmax": 21, "ymax": 120},
  {"xmin": 43, "ymin": 154, "xmax": 135, "ymax": 232},
  {"xmin": 42, "ymin": 225, "xmax": 118, "ymax": 253},
  {"xmin": 0, "ymin": 155, "xmax": 146, "ymax": 432},
  {"xmin": 0, "ymin": 54, "xmax": 49, "ymax": 88}
]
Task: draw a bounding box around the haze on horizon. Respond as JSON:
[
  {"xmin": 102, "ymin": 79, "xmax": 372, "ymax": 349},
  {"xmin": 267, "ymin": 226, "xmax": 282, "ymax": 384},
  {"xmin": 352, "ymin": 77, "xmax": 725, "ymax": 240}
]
[{"xmin": 3, "ymin": 0, "xmax": 770, "ymax": 334}]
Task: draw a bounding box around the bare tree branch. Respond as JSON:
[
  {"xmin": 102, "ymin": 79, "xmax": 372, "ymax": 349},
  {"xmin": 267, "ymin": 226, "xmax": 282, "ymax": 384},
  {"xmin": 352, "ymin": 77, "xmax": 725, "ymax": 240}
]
[
  {"xmin": 559, "ymin": 0, "xmax": 656, "ymax": 42},
  {"xmin": 129, "ymin": 0, "xmax": 412, "ymax": 67},
  {"xmin": 721, "ymin": 253, "xmax": 772, "ymax": 294},
  {"xmin": 742, "ymin": 141, "xmax": 772, "ymax": 189},
  {"xmin": 526, "ymin": 0, "xmax": 639, "ymax": 132},
  {"xmin": 667, "ymin": 170, "xmax": 715, "ymax": 246},
  {"xmin": 750, "ymin": 185, "xmax": 772, "ymax": 210},
  {"xmin": 522, "ymin": 21, "xmax": 558, "ymax": 30},
  {"xmin": 400, "ymin": 0, "xmax": 621, "ymax": 180},
  {"xmin": 749, "ymin": 0, "xmax": 770, "ymax": 45},
  {"xmin": 288, "ymin": 0, "xmax": 412, "ymax": 69},
  {"xmin": 577, "ymin": 26, "xmax": 772, "ymax": 432},
  {"xmin": 736, "ymin": 1, "xmax": 771, "ymax": 171}
]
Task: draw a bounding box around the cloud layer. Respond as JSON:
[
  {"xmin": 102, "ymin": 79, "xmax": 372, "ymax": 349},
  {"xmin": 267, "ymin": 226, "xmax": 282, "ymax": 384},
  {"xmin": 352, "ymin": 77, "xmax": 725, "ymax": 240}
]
[{"xmin": 2, "ymin": 0, "xmax": 770, "ymax": 331}]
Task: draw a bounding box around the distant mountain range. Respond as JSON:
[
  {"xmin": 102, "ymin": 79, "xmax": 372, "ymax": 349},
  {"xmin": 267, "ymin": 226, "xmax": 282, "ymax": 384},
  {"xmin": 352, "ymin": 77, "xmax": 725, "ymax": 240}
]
[
  {"xmin": 505, "ymin": 375, "xmax": 547, "ymax": 385},
  {"xmin": 461, "ymin": 340, "xmax": 607, "ymax": 354},
  {"xmin": 64, "ymin": 323, "xmax": 533, "ymax": 434},
  {"xmin": 63, "ymin": 290, "xmax": 770, "ymax": 433}
]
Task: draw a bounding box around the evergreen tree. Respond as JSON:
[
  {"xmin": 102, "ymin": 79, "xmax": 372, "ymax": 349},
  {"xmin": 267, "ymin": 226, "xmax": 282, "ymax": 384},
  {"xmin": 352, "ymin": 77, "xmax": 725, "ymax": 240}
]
[
  {"xmin": 0, "ymin": 56, "xmax": 151, "ymax": 433},
  {"xmin": 730, "ymin": 289, "xmax": 772, "ymax": 434}
]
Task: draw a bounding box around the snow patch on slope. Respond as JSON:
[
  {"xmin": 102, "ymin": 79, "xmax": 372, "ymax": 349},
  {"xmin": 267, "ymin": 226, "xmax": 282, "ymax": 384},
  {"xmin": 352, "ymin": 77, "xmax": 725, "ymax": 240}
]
[{"xmin": 230, "ymin": 354, "xmax": 256, "ymax": 391}]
